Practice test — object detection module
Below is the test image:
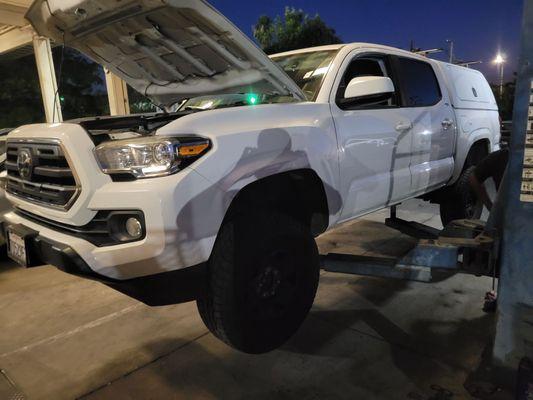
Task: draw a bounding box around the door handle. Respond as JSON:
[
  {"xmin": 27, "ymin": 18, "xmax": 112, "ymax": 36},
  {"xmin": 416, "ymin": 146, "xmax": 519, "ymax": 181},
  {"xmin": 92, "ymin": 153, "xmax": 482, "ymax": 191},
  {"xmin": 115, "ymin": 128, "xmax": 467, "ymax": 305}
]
[
  {"xmin": 441, "ymin": 118, "xmax": 454, "ymax": 130},
  {"xmin": 395, "ymin": 122, "xmax": 412, "ymax": 132}
]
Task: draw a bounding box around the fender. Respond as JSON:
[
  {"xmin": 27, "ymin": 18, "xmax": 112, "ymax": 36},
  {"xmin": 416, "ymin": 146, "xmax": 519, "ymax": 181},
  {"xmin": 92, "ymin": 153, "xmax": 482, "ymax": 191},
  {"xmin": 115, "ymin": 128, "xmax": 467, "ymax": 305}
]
[
  {"xmin": 157, "ymin": 103, "xmax": 343, "ymax": 258},
  {"xmin": 158, "ymin": 102, "xmax": 343, "ymax": 226}
]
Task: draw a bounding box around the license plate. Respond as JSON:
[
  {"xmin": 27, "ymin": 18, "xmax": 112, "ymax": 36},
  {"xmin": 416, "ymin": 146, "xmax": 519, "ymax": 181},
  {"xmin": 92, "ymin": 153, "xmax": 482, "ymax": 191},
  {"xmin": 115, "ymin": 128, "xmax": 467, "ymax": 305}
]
[{"xmin": 7, "ymin": 228, "xmax": 28, "ymax": 266}]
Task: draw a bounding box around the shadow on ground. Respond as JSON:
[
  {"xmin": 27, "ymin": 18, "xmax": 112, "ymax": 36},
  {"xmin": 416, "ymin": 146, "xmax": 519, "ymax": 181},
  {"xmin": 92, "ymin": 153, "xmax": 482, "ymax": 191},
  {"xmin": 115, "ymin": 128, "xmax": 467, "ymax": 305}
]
[{"xmin": 81, "ymin": 273, "xmax": 497, "ymax": 400}]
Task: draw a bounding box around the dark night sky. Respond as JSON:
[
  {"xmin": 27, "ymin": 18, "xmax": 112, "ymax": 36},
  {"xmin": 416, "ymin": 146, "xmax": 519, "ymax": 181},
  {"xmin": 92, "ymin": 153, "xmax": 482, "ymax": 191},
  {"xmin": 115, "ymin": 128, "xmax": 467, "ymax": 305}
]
[{"xmin": 210, "ymin": 0, "xmax": 524, "ymax": 84}]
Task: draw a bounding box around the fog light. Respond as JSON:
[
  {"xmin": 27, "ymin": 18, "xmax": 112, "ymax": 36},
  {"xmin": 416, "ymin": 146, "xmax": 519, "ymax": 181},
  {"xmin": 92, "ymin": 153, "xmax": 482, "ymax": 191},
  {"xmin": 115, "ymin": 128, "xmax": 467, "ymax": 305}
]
[{"xmin": 125, "ymin": 217, "xmax": 142, "ymax": 239}]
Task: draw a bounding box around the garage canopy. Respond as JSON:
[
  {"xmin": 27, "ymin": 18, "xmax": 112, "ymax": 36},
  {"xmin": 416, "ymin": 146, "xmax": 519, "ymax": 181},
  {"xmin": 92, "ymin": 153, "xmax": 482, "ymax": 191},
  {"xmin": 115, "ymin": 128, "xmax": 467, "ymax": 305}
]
[
  {"xmin": 0, "ymin": 1, "xmax": 33, "ymax": 55},
  {"xmin": 0, "ymin": 0, "xmax": 130, "ymax": 123}
]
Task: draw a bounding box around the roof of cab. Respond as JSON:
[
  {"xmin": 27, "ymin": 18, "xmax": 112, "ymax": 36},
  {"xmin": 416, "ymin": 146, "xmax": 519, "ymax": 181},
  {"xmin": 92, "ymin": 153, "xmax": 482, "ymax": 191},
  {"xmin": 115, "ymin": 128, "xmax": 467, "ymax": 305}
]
[
  {"xmin": 269, "ymin": 42, "xmax": 497, "ymax": 111},
  {"xmin": 270, "ymin": 42, "xmax": 491, "ymax": 78},
  {"xmin": 270, "ymin": 42, "xmax": 430, "ymax": 59},
  {"xmin": 270, "ymin": 44, "xmax": 346, "ymax": 58}
]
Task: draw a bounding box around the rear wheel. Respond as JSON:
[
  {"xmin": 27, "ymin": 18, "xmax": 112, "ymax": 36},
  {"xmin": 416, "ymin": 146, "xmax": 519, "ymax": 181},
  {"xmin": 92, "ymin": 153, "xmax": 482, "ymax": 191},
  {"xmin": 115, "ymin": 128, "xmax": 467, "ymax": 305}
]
[
  {"xmin": 197, "ymin": 210, "xmax": 319, "ymax": 354},
  {"xmin": 439, "ymin": 166, "xmax": 483, "ymax": 226}
]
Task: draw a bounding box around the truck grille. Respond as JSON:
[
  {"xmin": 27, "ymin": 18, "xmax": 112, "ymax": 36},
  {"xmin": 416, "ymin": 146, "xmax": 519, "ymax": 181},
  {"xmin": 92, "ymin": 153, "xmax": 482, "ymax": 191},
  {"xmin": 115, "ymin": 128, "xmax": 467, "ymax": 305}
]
[{"xmin": 5, "ymin": 140, "xmax": 81, "ymax": 210}]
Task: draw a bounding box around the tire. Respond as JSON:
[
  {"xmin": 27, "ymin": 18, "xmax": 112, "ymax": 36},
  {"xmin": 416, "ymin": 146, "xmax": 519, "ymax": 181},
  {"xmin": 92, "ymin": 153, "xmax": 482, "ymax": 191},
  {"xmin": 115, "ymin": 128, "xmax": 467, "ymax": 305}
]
[
  {"xmin": 197, "ymin": 210, "xmax": 319, "ymax": 354},
  {"xmin": 439, "ymin": 166, "xmax": 483, "ymax": 226}
]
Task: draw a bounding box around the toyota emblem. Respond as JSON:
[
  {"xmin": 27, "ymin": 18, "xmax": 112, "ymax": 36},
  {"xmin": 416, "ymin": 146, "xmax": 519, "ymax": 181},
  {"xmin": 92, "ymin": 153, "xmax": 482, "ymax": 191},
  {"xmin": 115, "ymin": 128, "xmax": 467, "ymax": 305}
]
[{"xmin": 17, "ymin": 148, "xmax": 33, "ymax": 180}]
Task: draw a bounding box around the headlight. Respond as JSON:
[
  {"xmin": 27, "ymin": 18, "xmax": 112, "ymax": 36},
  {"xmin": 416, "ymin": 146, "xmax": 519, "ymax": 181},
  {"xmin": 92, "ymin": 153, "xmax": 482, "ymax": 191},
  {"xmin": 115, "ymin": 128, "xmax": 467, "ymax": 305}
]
[{"xmin": 94, "ymin": 136, "xmax": 210, "ymax": 178}]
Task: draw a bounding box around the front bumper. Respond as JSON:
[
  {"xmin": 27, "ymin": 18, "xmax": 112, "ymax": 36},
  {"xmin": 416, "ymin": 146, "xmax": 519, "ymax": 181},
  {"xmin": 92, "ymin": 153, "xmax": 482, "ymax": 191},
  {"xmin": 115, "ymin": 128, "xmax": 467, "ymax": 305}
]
[
  {"xmin": 0, "ymin": 220, "xmax": 206, "ymax": 305},
  {"xmin": 4, "ymin": 125, "xmax": 226, "ymax": 285},
  {"xmin": 3, "ymin": 165, "xmax": 222, "ymax": 280}
]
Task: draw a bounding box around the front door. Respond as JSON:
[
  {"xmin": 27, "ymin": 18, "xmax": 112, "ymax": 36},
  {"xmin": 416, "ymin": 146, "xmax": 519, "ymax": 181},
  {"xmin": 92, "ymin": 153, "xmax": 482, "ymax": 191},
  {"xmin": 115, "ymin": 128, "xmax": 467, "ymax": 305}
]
[{"xmin": 331, "ymin": 53, "xmax": 413, "ymax": 221}]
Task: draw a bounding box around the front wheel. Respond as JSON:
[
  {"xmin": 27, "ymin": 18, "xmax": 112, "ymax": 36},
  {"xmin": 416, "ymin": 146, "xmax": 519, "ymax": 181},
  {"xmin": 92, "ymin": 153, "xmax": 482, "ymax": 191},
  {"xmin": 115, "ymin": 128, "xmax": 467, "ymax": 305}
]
[
  {"xmin": 439, "ymin": 166, "xmax": 483, "ymax": 226},
  {"xmin": 197, "ymin": 210, "xmax": 319, "ymax": 354}
]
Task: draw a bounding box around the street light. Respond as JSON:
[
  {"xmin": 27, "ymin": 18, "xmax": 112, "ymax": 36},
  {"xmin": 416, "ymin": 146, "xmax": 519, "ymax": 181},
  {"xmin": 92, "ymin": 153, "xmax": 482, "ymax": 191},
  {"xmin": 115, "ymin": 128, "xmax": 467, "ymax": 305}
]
[{"xmin": 493, "ymin": 53, "xmax": 506, "ymax": 100}]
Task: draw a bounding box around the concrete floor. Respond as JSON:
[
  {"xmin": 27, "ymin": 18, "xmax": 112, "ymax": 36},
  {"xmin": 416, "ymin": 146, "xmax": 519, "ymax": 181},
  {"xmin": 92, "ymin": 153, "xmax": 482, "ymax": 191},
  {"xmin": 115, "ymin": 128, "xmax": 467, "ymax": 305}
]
[{"xmin": 0, "ymin": 200, "xmax": 504, "ymax": 399}]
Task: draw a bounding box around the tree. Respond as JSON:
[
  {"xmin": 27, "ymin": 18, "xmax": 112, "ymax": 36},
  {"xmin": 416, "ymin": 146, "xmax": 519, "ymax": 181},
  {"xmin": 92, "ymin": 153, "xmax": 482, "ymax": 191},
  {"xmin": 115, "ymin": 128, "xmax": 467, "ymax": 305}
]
[
  {"xmin": 128, "ymin": 85, "xmax": 158, "ymax": 114},
  {"xmin": 53, "ymin": 47, "xmax": 109, "ymax": 120},
  {"xmin": 253, "ymin": 7, "xmax": 342, "ymax": 54},
  {"xmin": 0, "ymin": 54, "xmax": 45, "ymax": 128},
  {"xmin": 491, "ymin": 75, "xmax": 516, "ymax": 121}
]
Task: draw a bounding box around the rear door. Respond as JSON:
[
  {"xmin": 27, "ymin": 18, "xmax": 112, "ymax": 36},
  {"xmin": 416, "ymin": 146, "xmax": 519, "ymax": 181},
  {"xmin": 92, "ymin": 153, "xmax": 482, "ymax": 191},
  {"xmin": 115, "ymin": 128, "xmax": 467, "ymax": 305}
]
[{"xmin": 392, "ymin": 56, "xmax": 456, "ymax": 196}]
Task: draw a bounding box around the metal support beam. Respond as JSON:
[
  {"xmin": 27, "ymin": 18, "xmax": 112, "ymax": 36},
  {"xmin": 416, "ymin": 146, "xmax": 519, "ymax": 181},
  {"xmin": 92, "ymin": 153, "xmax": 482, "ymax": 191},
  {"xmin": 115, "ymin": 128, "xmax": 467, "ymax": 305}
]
[
  {"xmin": 321, "ymin": 253, "xmax": 435, "ymax": 283},
  {"xmin": 32, "ymin": 35, "xmax": 62, "ymax": 123},
  {"xmin": 385, "ymin": 215, "xmax": 440, "ymax": 240},
  {"xmin": 104, "ymin": 68, "xmax": 130, "ymax": 116},
  {"xmin": 492, "ymin": 0, "xmax": 533, "ymax": 383}
]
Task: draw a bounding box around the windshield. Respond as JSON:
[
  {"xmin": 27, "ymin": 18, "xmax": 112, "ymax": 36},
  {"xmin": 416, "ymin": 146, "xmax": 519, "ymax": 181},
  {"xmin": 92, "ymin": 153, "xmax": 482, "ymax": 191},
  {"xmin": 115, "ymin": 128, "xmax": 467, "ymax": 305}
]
[
  {"xmin": 271, "ymin": 50, "xmax": 339, "ymax": 101},
  {"xmin": 170, "ymin": 50, "xmax": 339, "ymax": 111},
  {"xmin": 173, "ymin": 92, "xmax": 298, "ymax": 112}
]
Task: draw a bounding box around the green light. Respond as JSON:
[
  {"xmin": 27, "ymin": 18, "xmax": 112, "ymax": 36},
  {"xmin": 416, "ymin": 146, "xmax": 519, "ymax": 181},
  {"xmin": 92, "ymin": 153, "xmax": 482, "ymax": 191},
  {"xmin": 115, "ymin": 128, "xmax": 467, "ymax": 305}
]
[
  {"xmin": 246, "ymin": 93, "xmax": 259, "ymax": 105},
  {"xmin": 59, "ymin": 95, "xmax": 65, "ymax": 102}
]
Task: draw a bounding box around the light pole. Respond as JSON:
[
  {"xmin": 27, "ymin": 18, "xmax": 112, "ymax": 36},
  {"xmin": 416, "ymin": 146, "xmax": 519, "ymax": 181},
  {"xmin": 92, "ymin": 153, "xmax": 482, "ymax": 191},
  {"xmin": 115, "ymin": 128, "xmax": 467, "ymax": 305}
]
[
  {"xmin": 493, "ymin": 53, "xmax": 505, "ymax": 100},
  {"xmin": 446, "ymin": 39, "xmax": 454, "ymax": 63}
]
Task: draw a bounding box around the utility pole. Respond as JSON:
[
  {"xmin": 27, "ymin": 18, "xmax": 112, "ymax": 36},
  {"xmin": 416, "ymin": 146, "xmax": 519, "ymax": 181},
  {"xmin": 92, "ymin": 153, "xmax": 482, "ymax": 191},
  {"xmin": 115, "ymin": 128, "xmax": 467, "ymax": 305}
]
[
  {"xmin": 492, "ymin": 0, "xmax": 533, "ymax": 389},
  {"xmin": 446, "ymin": 39, "xmax": 454, "ymax": 63},
  {"xmin": 499, "ymin": 63, "xmax": 504, "ymax": 100},
  {"xmin": 493, "ymin": 54, "xmax": 506, "ymax": 100}
]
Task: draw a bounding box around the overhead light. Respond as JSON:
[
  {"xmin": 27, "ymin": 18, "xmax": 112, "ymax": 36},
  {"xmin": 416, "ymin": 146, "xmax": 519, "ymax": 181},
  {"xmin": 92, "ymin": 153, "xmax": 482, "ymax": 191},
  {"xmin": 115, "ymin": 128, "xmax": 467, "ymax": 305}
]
[{"xmin": 493, "ymin": 54, "xmax": 505, "ymax": 64}]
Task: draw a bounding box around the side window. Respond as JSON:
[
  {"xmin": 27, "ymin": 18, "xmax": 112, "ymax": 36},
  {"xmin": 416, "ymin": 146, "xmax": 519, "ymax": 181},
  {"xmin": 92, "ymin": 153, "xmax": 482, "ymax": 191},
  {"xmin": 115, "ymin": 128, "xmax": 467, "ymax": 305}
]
[
  {"xmin": 395, "ymin": 57, "xmax": 442, "ymax": 107},
  {"xmin": 336, "ymin": 55, "xmax": 398, "ymax": 109}
]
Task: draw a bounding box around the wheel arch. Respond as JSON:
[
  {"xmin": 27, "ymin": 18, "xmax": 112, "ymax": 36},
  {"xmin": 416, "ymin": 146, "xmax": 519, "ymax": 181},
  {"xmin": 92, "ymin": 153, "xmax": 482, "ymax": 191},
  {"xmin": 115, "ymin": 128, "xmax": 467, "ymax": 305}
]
[
  {"xmin": 222, "ymin": 168, "xmax": 330, "ymax": 237},
  {"xmin": 465, "ymin": 138, "xmax": 491, "ymax": 165},
  {"xmin": 450, "ymin": 132, "xmax": 493, "ymax": 184}
]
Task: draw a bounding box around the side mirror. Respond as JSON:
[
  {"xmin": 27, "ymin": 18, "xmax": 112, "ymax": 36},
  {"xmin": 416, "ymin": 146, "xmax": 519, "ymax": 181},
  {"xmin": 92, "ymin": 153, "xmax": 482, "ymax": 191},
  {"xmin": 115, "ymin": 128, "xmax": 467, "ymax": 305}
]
[{"xmin": 343, "ymin": 76, "xmax": 395, "ymax": 101}]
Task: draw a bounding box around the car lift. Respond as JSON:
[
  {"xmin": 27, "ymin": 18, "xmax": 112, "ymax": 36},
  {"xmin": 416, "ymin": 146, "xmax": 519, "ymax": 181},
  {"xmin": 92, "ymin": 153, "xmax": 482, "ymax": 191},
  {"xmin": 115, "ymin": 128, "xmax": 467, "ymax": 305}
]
[
  {"xmin": 321, "ymin": 207, "xmax": 497, "ymax": 284},
  {"xmin": 321, "ymin": 2, "xmax": 533, "ymax": 396}
]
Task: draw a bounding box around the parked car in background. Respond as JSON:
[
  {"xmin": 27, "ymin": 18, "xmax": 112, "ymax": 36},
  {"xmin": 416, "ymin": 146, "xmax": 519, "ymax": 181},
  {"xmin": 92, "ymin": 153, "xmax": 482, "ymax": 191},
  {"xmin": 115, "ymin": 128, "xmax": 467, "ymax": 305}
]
[{"xmin": 2, "ymin": 0, "xmax": 500, "ymax": 354}]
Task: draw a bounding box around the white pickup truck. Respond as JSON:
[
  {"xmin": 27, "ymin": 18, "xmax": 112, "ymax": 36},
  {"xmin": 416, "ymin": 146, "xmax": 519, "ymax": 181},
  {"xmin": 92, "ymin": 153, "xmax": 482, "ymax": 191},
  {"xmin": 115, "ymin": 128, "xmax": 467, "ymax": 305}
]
[{"xmin": 3, "ymin": 0, "xmax": 499, "ymax": 353}]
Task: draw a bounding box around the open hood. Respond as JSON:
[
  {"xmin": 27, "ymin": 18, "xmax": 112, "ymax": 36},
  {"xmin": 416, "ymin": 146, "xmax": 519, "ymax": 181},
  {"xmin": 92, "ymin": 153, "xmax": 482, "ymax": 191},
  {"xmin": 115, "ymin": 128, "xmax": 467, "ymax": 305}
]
[{"xmin": 26, "ymin": 0, "xmax": 305, "ymax": 108}]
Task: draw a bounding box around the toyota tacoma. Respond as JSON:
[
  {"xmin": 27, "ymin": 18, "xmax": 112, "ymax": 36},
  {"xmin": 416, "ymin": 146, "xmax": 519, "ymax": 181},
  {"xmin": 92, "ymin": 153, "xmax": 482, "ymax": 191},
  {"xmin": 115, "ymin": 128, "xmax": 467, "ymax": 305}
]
[{"xmin": 2, "ymin": 0, "xmax": 500, "ymax": 353}]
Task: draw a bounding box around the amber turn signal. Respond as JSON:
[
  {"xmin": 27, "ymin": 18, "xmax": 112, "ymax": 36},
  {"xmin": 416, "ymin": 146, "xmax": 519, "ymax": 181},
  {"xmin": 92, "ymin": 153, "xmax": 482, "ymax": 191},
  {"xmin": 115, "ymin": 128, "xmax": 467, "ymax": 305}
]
[{"xmin": 178, "ymin": 142, "xmax": 210, "ymax": 157}]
